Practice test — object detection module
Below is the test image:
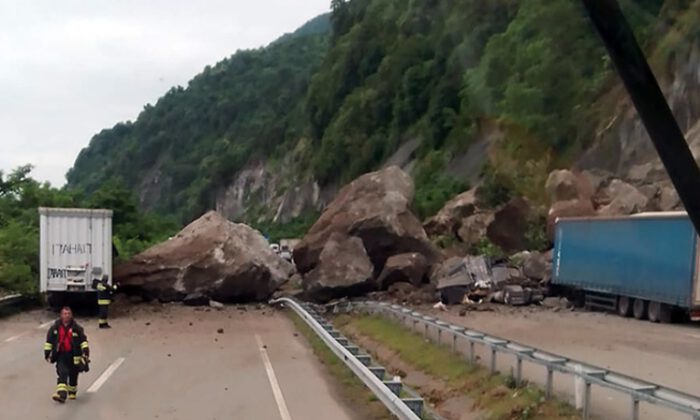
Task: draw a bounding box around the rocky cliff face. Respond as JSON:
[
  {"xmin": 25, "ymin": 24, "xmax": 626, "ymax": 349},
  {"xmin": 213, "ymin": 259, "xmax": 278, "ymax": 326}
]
[
  {"xmin": 579, "ymin": 37, "xmax": 700, "ymax": 182},
  {"xmin": 212, "ymin": 159, "xmax": 334, "ymax": 224}
]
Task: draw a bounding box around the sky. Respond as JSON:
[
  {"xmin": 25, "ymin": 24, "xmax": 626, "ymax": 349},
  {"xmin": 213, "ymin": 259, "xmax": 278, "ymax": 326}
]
[{"xmin": 0, "ymin": 0, "xmax": 330, "ymax": 187}]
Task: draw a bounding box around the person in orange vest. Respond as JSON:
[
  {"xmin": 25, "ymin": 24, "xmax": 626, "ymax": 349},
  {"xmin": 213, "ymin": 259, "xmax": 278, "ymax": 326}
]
[
  {"xmin": 44, "ymin": 307, "xmax": 90, "ymax": 402},
  {"xmin": 93, "ymin": 275, "xmax": 117, "ymax": 329}
]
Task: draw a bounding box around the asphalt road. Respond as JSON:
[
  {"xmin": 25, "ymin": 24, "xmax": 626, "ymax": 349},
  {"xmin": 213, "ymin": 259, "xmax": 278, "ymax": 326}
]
[
  {"xmin": 421, "ymin": 304, "xmax": 700, "ymax": 420},
  {"xmin": 0, "ymin": 304, "xmax": 356, "ymax": 420}
]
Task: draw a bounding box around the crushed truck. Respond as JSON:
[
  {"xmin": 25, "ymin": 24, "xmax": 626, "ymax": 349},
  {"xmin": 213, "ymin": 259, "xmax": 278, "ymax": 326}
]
[
  {"xmin": 39, "ymin": 207, "xmax": 113, "ymax": 307},
  {"xmin": 552, "ymin": 212, "xmax": 700, "ymax": 323}
]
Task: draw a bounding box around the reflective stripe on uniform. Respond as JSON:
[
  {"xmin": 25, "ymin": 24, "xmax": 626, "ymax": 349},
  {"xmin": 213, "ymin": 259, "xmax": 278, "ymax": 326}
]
[
  {"xmin": 80, "ymin": 341, "xmax": 89, "ymax": 349},
  {"xmin": 98, "ymin": 299, "xmax": 111, "ymax": 305},
  {"xmin": 73, "ymin": 356, "xmax": 83, "ymax": 365},
  {"xmin": 44, "ymin": 342, "xmax": 53, "ymax": 350},
  {"xmin": 67, "ymin": 385, "xmax": 77, "ymax": 392},
  {"xmin": 96, "ymin": 284, "xmax": 106, "ymax": 291},
  {"xmin": 56, "ymin": 383, "xmax": 67, "ymax": 392},
  {"xmin": 98, "ymin": 319, "xmax": 108, "ymax": 325}
]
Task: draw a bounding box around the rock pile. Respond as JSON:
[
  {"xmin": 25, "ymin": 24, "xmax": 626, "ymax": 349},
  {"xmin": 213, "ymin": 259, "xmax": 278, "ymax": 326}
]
[{"xmin": 293, "ymin": 166, "xmax": 442, "ymax": 302}]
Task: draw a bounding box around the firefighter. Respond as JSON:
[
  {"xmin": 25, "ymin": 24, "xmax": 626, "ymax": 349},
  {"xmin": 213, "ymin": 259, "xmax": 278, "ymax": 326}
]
[
  {"xmin": 44, "ymin": 306, "xmax": 89, "ymax": 403},
  {"xmin": 93, "ymin": 274, "xmax": 117, "ymax": 329}
]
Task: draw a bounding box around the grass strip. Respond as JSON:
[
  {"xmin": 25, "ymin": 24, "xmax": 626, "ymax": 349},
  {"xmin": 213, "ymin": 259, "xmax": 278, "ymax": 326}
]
[
  {"xmin": 287, "ymin": 311, "xmax": 393, "ymax": 420},
  {"xmin": 336, "ymin": 314, "xmax": 579, "ymax": 420}
]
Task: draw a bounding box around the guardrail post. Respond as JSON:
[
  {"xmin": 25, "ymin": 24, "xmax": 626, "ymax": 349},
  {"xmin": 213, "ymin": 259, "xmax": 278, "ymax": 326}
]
[
  {"xmin": 546, "ymin": 367, "xmax": 554, "ymax": 399},
  {"xmin": 424, "ymin": 323, "xmax": 429, "ymax": 339},
  {"xmin": 452, "ymin": 334, "xmax": 457, "ymax": 354},
  {"xmin": 583, "ymin": 380, "xmax": 591, "ymax": 420},
  {"xmin": 469, "ymin": 341, "xmax": 476, "ymax": 364},
  {"xmin": 412, "ymin": 318, "xmax": 418, "ymax": 333},
  {"xmin": 516, "ymin": 356, "xmax": 523, "ymax": 386},
  {"xmin": 490, "ymin": 346, "xmax": 497, "ymax": 374},
  {"xmin": 437, "ymin": 328, "xmax": 442, "ymax": 345},
  {"xmin": 630, "ymin": 397, "xmax": 639, "ymax": 420}
]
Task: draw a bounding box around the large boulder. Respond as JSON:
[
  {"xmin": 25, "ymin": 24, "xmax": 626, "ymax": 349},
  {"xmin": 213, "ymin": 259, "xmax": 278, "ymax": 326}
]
[
  {"xmin": 376, "ymin": 253, "xmax": 428, "ymax": 289},
  {"xmin": 293, "ymin": 166, "xmax": 441, "ymax": 275},
  {"xmin": 303, "ymin": 233, "xmax": 374, "ymax": 302},
  {"xmin": 511, "ymin": 251, "xmax": 548, "ymax": 281},
  {"xmin": 658, "ymin": 185, "xmax": 681, "ymax": 211},
  {"xmin": 486, "ymin": 197, "xmax": 534, "ymax": 252},
  {"xmin": 457, "ymin": 212, "xmax": 494, "ymax": 247},
  {"xmin": 423, "ymin": 188, "xmax": 477, "ymax": 237},
  {"xmin": 429, "ymin": 256, "xmax": 463, "ymax": 284},
  {"xmin": 546, "ymin": 199, "xmax": 596, "ymax": 240},
  {"xmin": 545, "ymin": 169, "xmax": 593, "ymax": 202},
  {"xmin": 597, "ymin": 179, "xmax": 649, "ymax": 216},
  {"xmin": 115, "ymin": 211, "xmax": 294, "ymax": 303}
]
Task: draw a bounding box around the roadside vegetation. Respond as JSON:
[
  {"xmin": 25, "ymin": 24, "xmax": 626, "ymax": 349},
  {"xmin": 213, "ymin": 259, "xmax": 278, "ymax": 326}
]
[
  {"xmin": 287, "ymin": 311, "xmax": 394, "ymax": 420},
  {"xmin": 336, "ymin": 314, "xmax": 579, "ymax": 420},
  {"xmin": 0, "ymin": 165, "xmax": 177, "ymax": 295},
  {"xmin": 65, "ymin": 0, "xmax": 685, "ymax": 225}
]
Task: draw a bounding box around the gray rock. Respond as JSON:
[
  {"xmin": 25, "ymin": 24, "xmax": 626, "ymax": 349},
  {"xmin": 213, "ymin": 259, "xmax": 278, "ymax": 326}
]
[
  {"xmin": 519, "ymin": 251, "xmax": 547, "ymax": 280},
  {"xmin": 486, "ymin": 197, "xmax": 534, "ymax": 252},
  {"xmin": 545, "ymin": 170, "xmax": 580, "ymax": 201},
  {"xmin": 209, "ymin": 300, "xmax": 224, "ymax": 310},
  {"xmin": 116, "ymin": 211, "xmax": 294, "ymax": 303},
  {"xmin": 547, "ymin": 199, "xmax": 595, "ymax": 240},
  {"xmin": 302, "ymin": 233, "xmax": 374, "ymax": 303},
  {"xmin": 423, "ymin": 188, "xmax": 478, "ymax": 237},
  {"xmin": 293, "ymin": 166, "xmax": 441, "ymax": 275},
  {"xmin": 658, "ymin": 185, "xmax": 681, "ymax": 211},
  {"xmin": 429, "ymin": 256, "xmax": 463, "ymax": 284},
  {"xmin": 457, "ymin": 212, "xmax": 494, "ymax": 247},
  {"xmin": 376, "ymin": 253, "xmax": 428, "ymax": 289},
  {"xmin": 598, "ymin": 179, "xmax": 649, "ymax": 216}
]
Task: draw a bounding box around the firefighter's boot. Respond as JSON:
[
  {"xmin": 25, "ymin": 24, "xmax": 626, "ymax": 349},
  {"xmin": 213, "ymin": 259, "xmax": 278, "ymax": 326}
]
[{"xmin": 52, "ymin": 384, "xmax": 67, "ymax": 403}]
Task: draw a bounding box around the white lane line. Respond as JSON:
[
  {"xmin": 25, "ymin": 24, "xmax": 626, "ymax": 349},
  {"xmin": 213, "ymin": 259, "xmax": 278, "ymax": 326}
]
[
  {"xmin": 255, "ymin": 334, "xmax": 292, "ymax": 420},
  {"xmin": 86, "ymin": 357, "xmax": 126, "ymax": 393},
  {"xmin": 38, "ymin": 321, "xmax": 53, "ymax": 329},
  {"xmin": 3, "ymin": 332, "xmax": 29, "ymax": 343}
]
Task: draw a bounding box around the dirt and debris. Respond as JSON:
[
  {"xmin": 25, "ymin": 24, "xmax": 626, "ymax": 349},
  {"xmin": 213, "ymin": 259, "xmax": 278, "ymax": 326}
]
[
  {"xmin": 216, "ymin": 328, "xmax": 224, "ymax": 334},
  {"xmin": 432, "ymin": 255, "xmax": 547, "ymax": 308}
]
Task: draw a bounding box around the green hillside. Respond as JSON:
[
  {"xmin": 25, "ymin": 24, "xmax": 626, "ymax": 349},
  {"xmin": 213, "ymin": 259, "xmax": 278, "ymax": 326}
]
[{"xmin": 67, "ymin": 1, "xmax": 692, "ymax": 224}]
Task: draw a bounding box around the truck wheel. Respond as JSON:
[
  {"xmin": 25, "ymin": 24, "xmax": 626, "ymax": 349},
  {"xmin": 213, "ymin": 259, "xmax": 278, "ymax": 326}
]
[
  {"xmin": 648, "ymin": 301, "xmax": 661, "ymax": 323},
  {"xmin": 617, "ymin": 296, "xmax": 632, "ymax": 317},
  {"xmin": 633, "ymin": 299, "xmax": 648, "ymax": 320}
]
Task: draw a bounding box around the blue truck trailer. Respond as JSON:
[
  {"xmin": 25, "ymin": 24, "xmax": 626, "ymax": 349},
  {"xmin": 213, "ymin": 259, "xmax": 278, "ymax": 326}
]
[{"xmin": 552, "ymin": 212, "xmax": 700, "ymax": 323}]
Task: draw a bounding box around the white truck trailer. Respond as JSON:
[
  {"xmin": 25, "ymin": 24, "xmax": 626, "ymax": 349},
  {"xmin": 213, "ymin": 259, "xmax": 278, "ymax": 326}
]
[{"xmin": 39, "ymin": 207, "xmax": 113, "ymax": 307}]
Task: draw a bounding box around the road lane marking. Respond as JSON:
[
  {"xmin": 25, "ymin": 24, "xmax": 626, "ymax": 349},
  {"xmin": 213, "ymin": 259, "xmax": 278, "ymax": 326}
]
[
  {"xmin": 3, "ymin": 332, "xmax": 29, "ymax": 343},
  {"xmin": 87, "ymin": 357, "xmax": 125, "ymax": 393},
  {"xmin": 38, "ymin": 321, "xmax": 53, "ymax": 329},
  {"xmin": 255, "ymin": 334, "xmax": 292, "ymax": 420}
]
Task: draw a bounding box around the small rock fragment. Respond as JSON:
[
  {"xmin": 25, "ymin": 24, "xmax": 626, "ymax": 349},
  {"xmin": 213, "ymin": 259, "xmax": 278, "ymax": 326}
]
[
  {"xmin": 209, "ymin": 300, "xmax": 224, "ymax": 310},
  {"xmin": 217, "ymin": 328, "xmax": 224, "ymax": 334}
]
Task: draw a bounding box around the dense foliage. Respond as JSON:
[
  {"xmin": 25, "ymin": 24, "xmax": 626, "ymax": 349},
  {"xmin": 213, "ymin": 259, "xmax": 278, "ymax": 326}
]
[
  {"xmin": 0, "ymin": 166, "xmax": 177, "ymax": 295},
  {"xmin": 68, "ymin": 16, "xmax": 330, "ymax": 222},
  {"xmin": 67, "ymin": 0, "xmax": 690, "ymax": 225}
]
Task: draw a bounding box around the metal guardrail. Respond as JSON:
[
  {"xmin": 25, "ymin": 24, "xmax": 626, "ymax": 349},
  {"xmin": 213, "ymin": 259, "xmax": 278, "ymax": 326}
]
[
  {"xmin": 0, "ymin": 294, "xmax": 24, "ymax": 310},
  {"xmin": 352, "ymin": 301, "xmax": 700, "ymax": 420},
  {"xmin": 270, "ymin": 297, "xmax": 422, "ymax": 420}
]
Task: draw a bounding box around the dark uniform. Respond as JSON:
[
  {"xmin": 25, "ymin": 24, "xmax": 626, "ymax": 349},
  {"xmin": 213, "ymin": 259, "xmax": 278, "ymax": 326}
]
[
  {"xmin": 93, "ymin": 275, "xmax": 117, "ymax": 328},
  {"xmin": 44, "ymin": 320, "xmax": 89, "ymax": 402}
]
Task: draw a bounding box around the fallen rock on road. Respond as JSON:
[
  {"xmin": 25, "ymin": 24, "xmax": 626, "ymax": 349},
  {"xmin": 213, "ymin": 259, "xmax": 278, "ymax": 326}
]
[
  {"xmin": 303, "ymin": 233, "xmax": 374, "ymax": 302},
  {"xmin": 293, "ymin": 166, "xmax": 441, "ymax": 275},
  {"xmin": 116, "ymin": 211, "xmax": 294, "ymax": 303}
]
